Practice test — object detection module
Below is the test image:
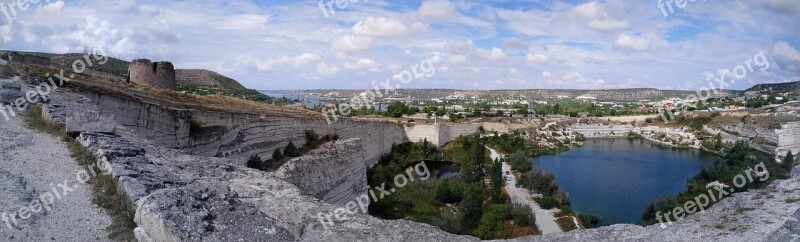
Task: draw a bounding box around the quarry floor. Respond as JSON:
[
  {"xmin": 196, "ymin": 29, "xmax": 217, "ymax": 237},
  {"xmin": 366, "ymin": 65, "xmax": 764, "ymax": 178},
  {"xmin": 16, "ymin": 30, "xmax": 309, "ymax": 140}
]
[{"xmin": 0, "ymin": 116, "xmax": 111, "ymax": 241}]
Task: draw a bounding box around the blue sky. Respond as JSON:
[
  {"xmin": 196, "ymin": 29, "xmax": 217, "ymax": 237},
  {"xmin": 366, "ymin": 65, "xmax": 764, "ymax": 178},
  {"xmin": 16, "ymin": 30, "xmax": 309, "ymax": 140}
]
[{"xmin": 1, "ymin": 0, "xmax": 799, "ymax": 90}]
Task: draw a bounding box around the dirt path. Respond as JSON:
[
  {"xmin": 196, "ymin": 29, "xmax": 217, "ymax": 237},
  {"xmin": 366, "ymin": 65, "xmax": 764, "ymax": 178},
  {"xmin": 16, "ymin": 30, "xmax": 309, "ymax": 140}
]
[
  {"xmin": 0, "ymin": 115, "xmax": 111, "ymax": 241},
  {"xmin": 488, "ymin": 147, "xmax": 563, "ymax": 234}
]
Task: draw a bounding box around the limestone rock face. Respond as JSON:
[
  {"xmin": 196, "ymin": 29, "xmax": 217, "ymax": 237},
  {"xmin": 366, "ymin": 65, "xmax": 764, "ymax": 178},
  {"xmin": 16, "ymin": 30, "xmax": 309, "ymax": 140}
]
[
  {"xmin": 66, "ymin": 111, "xmax": 117, "ymax": 136},
  {"xmin": 274, "ymin": 138, "xmax": 368, "ymax": 205},
  {"xmin": 135, "ymin": 181, "xmax": 297, "ymax": 242},
  {"xmin": 0, "ymin": 80, "xmax": 22, "ymax": 104}
]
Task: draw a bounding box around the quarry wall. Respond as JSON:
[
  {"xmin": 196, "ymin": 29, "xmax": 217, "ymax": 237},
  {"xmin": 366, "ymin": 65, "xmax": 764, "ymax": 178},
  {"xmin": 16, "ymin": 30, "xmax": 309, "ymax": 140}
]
[
  {"xmin": 405, "ymin": 123, "xmax": 481, "ymax": 146},
  {"xmin": 274, "ymin": 138, "xmax": 368, "ymax": 205}
]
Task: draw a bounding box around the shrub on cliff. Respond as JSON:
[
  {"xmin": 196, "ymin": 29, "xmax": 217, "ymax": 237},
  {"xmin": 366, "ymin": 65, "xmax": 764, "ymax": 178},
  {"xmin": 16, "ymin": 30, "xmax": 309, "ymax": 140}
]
[
  {"xmin": 785, "ymin": 151, "xmax": 796, "ymax": 171},
  {"xmin": 305, "ymin": 130, "xmax": 320, "ymax": 147},
  {"xmin": 272, "ymin": 148, "xmax": 284, "ymax": 160},
  {"xmin": 285, "ymin": 141, "xmax": 300, "ymax": 157},
  {"xmin": 246, "ymin": 155, "xmax": 263, "ymax": 170}
]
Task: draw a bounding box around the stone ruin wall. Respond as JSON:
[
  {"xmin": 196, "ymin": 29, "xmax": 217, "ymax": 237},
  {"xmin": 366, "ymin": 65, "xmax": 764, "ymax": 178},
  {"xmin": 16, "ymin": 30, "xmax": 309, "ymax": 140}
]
[{"xmin": 129, "ymin": 59, "xmax": 176, "ymax": 90}]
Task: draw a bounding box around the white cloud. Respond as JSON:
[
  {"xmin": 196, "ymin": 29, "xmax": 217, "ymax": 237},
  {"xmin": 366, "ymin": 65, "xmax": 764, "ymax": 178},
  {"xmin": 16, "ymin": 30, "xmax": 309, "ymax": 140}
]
[
  {"xmin": 317, "ymin": 63, "xmax": 340, "ymax": 77},
  {"xmin": 216, "ymin": 14, "xmax": 269, "ymax": 31},
  {"xmin": 542, "ymin": 71, "xmax": 552, "ymax": 77},
  {"xmin": 589, "ymin": 18, "xmax": 630, "ymax": 32},
  {"xmin": 352, "ymin": 17, "xmax": 409, "ymax": 38},
  {"xmin": 448, "ymin": 39, "xmax": 476, "ymax": 54},
  {"xmin": 613, "ymin": 33, "xmax": 652, "ymax": 52},
  {"xmin": 331, "ymin": 34, "xmax": 374, "ymax": 53},
  {"xmin": 37, "ymin": 1, "xmax": 65, "ymax": 13},
  {"xmin": 525, "ymin": 53, "xmax": 548, "ymax": 64},
  {"xmin": 344, "ymin": 58, "xmax": 379, "ymax": 69},
  {"xmin": 291, "ymin": 53, "xmax": 322, "ymax": 65},
  {"xmin": 571, "ymin": 2, "xmax": 602, "ymax": 19},
  {"xmin": 773, "ymin": 41, "xmax": 800, "ymax": 62},
  {"xmin": 448, "ymin": 55, "xmax": 468, "ymax": 65},
  {"xmin": 478, "ymin": 47, "xmax": 507, "ymax": 61},
  {"xmin": 417, "ymin": 0, "xmax": 457, "ymax": 20}
]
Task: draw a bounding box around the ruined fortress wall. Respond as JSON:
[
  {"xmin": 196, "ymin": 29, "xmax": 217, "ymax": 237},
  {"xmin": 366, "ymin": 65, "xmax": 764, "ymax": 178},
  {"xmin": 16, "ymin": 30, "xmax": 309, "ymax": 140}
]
[{"xmin": 129, "ymin": 59, "xmax": 176, "ymax": 90}]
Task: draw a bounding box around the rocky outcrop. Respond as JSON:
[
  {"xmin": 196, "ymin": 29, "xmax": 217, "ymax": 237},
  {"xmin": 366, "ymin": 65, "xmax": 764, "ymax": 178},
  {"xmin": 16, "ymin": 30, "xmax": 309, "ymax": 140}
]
[
  {"xmin": 274, "ymin": 138, "xmax": 369, "ymax": 205},
  {"xmin": 77, "ymin": 133, "xmax": 184, "ymax": 201},
  {"xmin": 0, "ymin": 80, "xmax": 22, "ymax": 104}
]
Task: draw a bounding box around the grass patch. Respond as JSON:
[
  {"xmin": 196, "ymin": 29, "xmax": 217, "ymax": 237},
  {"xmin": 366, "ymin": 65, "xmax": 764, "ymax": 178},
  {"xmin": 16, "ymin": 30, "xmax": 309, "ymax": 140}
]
[
  {"xmin": 25, "ymin": 105, "xmax": 136, "ymax": 241},
  {"xmin": 556, "ymin": 217, "xmax": 579, "ymax": 232}
]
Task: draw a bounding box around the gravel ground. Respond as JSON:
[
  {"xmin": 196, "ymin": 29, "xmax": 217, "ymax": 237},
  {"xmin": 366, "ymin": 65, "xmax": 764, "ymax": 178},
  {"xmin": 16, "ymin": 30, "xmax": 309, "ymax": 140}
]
[{"xmin": 0, "ymin": 115, "xmax": 111, "ymax": 241}]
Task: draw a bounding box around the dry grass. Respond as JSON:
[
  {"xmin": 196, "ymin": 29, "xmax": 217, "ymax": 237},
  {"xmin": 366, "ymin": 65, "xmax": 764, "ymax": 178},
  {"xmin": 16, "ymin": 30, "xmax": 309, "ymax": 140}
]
[
  {"xmin": 499, "ymin": 221, "xmax": 541, "ymax": 238},
  {"xmin": 556, "ymin": 217, "xmax": 579, "ymax": 232}
]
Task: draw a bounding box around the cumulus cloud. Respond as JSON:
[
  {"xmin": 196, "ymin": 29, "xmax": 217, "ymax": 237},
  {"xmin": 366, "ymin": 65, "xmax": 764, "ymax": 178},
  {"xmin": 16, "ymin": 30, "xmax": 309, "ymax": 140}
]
[
  {"xmin": 772, "ymin": 41, "xmax": 800, "ymax": 71},
  {"xmin": 613, "ymin": 33, "xmax": 652, "ymax": 52},
  {"xmin": 525, "ymin": 53, "xmax": 548, "ymax": 64},
  {"xmin": 331, "ymin": 34, "xmax": 373, "ymax": 53},
  {"xmin": 478, "ymin": 47, "xmax": 507, "ymax": 61},
  {"xmin": 448, "ymin": 55, "xmax": 468, "ymax": 65},
  {"xmin": 352, "ymin": 17, "xmax": 409, "ymax": 38},
  {"xmin": 447, "ymin": 39, "xmax": 477, "ymax": 54},
  {"xmin": 503, "ymin": 37, "xmax": 529, "ymax": 51},
  {"xmin": 317, "ymin": 62, "xmax": 340, "ymax": 77},
  {"xmin": 243, "ymin": 53, "xmax": 321, "ymax": 72},
  {"xmin": 344, "ymin": 58, "xmax": 379, "ymax": 70},
  {"xmin": 37, "ymin": 0, "xmax": 66, "ymax": 13},
  {"xmin": 417, "ymin": 0, "xmax": 458, "ymax": 21}
]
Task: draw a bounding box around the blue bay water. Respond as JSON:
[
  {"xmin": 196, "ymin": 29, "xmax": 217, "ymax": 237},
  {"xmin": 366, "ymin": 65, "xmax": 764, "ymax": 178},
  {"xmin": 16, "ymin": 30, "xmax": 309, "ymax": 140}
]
[{"xmin": 532, "ymin": 138, "xmax": 716, "ymax": 225}]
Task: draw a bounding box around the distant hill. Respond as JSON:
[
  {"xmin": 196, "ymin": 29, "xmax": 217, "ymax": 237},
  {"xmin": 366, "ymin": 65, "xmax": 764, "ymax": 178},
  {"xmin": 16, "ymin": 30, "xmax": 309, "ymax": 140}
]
[
  {"xmin": 176, "ymin": 69, "xmax": 246, "ymax": 91},
  {"xmin": 0, "ymin": 49, "xmax": 280, "ymax": 103},
  {"xmin": 744, "ymin": 81, "xmax": 800, "ymax": 94},
  {"xmin": 304, "ymin": 88, "xmax": 737, "ymax": 102},
  {"xmin": 0, "ymin": 50, "xmax": 130, "ymax": 77}
]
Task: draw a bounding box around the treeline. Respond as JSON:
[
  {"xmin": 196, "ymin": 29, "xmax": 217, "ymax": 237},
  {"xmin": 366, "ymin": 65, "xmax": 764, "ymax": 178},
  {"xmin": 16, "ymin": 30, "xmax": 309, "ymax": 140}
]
[{"xmin": 639, "ymin": 141, "xmax": 795, "ymax": 225}]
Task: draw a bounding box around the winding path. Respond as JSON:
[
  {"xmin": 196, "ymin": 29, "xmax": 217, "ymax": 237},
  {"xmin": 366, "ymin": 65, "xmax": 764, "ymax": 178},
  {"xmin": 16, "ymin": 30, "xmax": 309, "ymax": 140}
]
[{"xmin": 488, "ymin": 147, "xmax": 563, "ymax": 234}]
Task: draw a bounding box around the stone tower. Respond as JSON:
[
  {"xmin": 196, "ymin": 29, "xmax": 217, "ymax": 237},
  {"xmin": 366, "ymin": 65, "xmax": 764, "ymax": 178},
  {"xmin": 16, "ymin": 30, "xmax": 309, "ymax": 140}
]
[{"xmin": 129, "ymin": 59, "xmax": 176, "ymax": 90}]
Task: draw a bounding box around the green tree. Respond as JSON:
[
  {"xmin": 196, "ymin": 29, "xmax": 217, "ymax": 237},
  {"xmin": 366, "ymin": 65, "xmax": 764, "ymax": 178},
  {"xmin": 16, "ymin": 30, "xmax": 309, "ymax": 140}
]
[
  {"xmin": 490, "ymin": 161, "xmax": 503, "ymax": 203},
  {"xmin": 385, "ymin": 101, "xmax": 409, "ymax": 118},
  {"xmin": 284, "ymin": 141, "xmax": 301, "ymax": 157},
  {"xmin": 473, "ymin": 204, "xmax": 506, "ymax": 239},
  {"xmin": 785, "ymin": 151, "xmax": 796, "ymax": 171},
  {"xmin": 714, "ymin": 133, "xmax": 723, "ymax": 150},
  {"xmin": 272, "ymin": 148, "xmax": 284, "ymax": 160},
  {"xmin": 305, "ymin": 130, "xmax": 320, "ymax": 147},
  {"xmin": 246, "ymin": 155, "xmax": 263, "ymax": 170},
  {"xmin": 509, "ymin": 151, "xmax": 531, "ymax": 172},
  {"xmin": 460, "ymin": 193, "xmax": 483, "ymax": 231}
]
